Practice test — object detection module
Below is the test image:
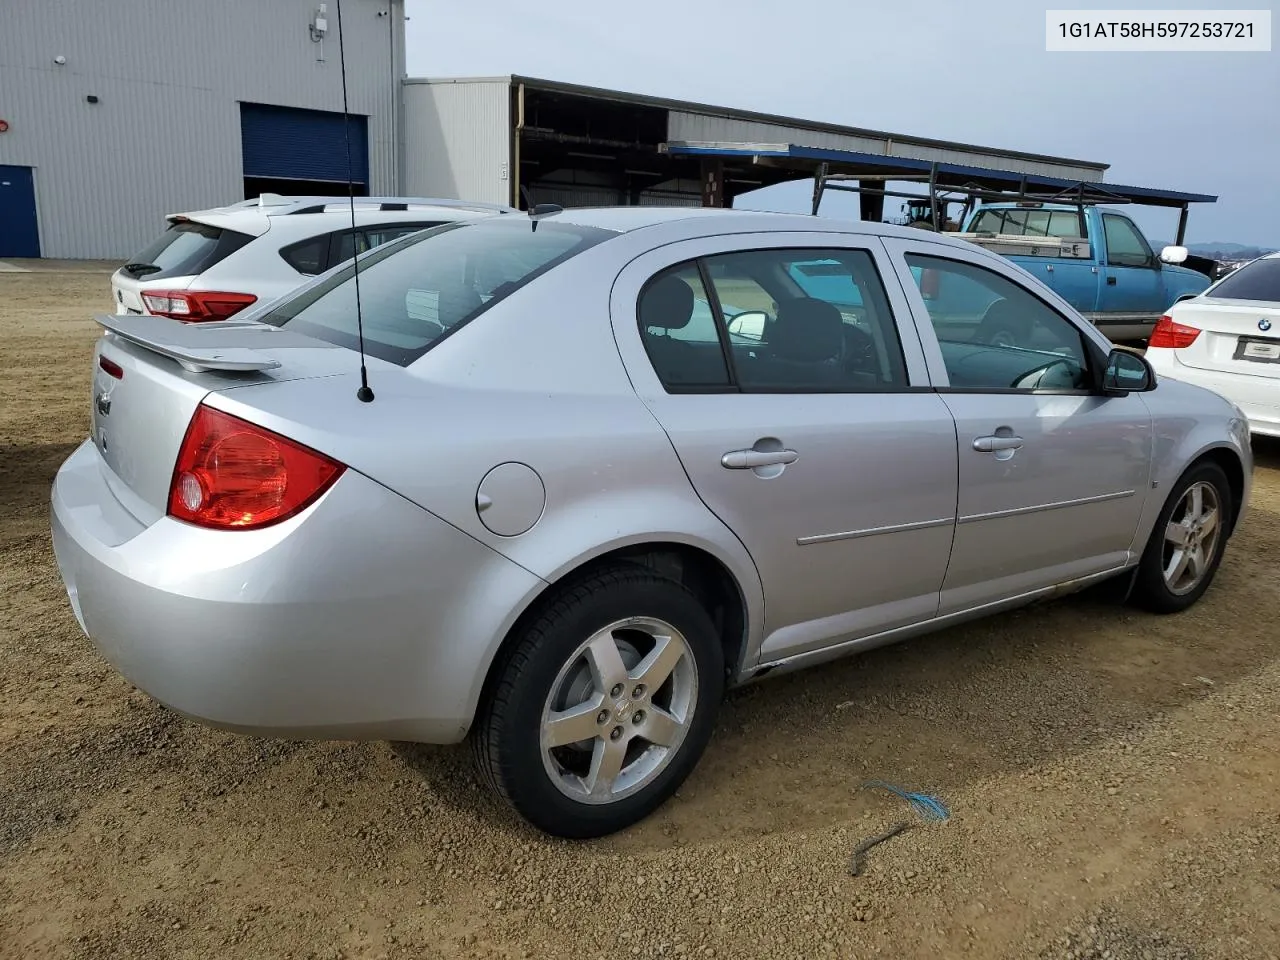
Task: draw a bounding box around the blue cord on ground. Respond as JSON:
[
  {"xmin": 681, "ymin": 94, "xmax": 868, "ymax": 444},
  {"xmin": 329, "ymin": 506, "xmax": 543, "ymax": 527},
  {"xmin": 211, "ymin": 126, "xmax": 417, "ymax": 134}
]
[{"xmin": 861, "ymin": 780, "xmax": 950, "ymax": 821}]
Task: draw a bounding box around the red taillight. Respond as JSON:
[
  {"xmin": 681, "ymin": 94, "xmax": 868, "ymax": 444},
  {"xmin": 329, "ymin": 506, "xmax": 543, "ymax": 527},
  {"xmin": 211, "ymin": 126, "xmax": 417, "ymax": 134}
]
[
  {"xmin": 98, "ymin": 355, "xmax": 124, "ymax": 379},
  {"xmin": 1148, "ymin": 314, "xmax": 1201, "ymax": 349},
  {"xmin": 168, "ymin": 405, "xmax": 345, "ymax": 530},
  {"xmin": 141, "ymin": 289, "xmax": 258, "ymax": 322}
]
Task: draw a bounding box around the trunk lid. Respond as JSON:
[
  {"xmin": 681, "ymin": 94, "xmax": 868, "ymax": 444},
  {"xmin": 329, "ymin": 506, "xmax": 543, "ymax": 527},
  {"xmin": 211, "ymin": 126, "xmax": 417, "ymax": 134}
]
[
  {"xmin": 1166, "ymin": 297, "xmax": 1280, "ymax": 378},
  {"xmin": 89, "ymin": 314, "xmax": 354, "ymax": 523}
]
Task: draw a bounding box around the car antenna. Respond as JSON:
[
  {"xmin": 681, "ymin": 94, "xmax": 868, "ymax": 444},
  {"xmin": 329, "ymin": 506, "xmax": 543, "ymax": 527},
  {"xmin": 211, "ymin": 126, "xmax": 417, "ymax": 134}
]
[{"xmin": 335, "ymin": 0, "xmax": 374, "ymax": 403}]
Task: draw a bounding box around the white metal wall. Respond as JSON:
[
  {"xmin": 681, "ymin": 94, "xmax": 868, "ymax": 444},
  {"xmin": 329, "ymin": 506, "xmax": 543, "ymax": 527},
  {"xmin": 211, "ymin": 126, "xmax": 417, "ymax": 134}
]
[
  {"xmin": 0, "ymin": 0, "xmax": 403, "ymax": 260},
  {"xmin": 668, "ymin": 112, "xmax": 1106, "ymax": 183},
  {"xmin": 402, "ymin": 79, "xmax": 511, "ymax": 207}
]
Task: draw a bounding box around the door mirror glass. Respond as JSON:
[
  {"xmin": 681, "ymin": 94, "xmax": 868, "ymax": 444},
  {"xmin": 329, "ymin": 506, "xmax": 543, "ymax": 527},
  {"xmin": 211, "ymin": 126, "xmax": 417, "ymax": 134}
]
[
  {"xmin": 726, "ymin": 310, "xmax": 767, "ymax": 341},
  {"xmin": 1160, "ymin": 245, "xmax": 1189, "ymax": 265},
  {"xmin": 1103, "ymin": 348, "xmax": 1155, "ymax": 393}
]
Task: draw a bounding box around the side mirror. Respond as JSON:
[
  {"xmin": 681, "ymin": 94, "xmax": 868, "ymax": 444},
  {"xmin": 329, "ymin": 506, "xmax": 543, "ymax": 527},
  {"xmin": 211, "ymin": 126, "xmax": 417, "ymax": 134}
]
[
  {"xmin": 1102, "ymin": 347, "xmax": 1156, "ymax": 394},
  {"xmin": 1160, "ymin": 245, "xmax": 1189, "ymax": 265},
  {"xmin": 726, "ymin": 310, "xmax": 768, "ymax": 341}
]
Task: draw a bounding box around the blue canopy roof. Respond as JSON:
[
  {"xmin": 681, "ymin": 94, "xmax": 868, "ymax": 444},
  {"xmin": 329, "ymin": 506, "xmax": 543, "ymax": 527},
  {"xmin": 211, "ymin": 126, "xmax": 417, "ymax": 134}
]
[{"xmin": 664, "ymin": 142, "xmax": 1217, "ymax": 207}]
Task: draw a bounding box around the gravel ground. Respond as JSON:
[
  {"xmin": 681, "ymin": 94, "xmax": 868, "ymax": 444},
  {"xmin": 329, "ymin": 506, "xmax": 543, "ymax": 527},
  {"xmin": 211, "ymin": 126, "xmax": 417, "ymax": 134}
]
[{"xmin": 1, "ymin": 267, "xmax": 1278, "ymax": 960}]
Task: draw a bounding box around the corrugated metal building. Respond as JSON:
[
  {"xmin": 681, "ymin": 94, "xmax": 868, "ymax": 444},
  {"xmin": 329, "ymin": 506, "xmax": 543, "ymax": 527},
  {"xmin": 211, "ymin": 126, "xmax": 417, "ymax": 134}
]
[
  {"xmin": 402, "ymin": 76, "xmax": 1112, "ymax": 214},
  {"xmin": 0, "ymin": 0, "xmax": 404, "ymax": 260}
]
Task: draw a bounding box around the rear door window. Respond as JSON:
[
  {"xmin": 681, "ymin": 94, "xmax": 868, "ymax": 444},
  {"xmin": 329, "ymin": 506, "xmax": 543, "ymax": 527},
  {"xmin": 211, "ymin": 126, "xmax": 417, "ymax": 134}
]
[
  {"xmin": 282, "ymin": 223, "xmax": 447, "ymax": 277},
  {"xmin": 122, "ymin": 221, "xmax": 253, "ymax": 281}
]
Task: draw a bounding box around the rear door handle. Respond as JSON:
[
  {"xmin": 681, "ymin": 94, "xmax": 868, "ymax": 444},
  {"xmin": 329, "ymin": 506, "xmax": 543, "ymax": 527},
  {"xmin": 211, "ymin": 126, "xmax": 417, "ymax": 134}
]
[
  {"xmin": 721, "ymin": 448, "xmax": 799, "ymax": 469},
  {"xmin": 973, "ymin": 435, "xmax": 1024, "ymax": 453},
  {"xmin": 1106, "ymin": 276, "xmax": 1117, "ymax": 285}
]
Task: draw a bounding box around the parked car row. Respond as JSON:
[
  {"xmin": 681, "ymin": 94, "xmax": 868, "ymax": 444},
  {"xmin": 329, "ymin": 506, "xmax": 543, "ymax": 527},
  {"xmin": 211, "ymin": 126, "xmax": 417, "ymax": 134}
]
[{"xmin": 55, "ymin": 206, "xmax": 1253, "ymax": 838}]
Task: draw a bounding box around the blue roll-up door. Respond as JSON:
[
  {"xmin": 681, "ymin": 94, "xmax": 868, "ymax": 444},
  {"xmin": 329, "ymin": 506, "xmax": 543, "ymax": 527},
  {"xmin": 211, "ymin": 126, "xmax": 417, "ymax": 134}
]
[{"xmin": 240, "ymin": 103, "xmax": 369, "ymax": 185}]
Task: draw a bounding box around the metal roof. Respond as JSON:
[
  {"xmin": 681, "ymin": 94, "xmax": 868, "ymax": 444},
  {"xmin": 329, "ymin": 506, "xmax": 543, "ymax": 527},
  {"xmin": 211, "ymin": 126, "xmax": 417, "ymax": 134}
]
[
  {"xmin": 506, "ymin": 75, "xmax": 1111, "ymax": 175},
  {"xmin": 664, "ymin": 142, "xmax": 1217, "ymax": 207},
  {"xmin": 408, "ymin": 74, "xmax": 1111, "ymax": 175}
]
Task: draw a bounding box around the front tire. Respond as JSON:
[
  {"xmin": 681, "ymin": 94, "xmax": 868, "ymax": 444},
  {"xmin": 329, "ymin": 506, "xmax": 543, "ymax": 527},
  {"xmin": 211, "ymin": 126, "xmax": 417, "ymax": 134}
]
[
  {"xmin": 472, "ymin": 565, "xmax": 724, "ymax": 838},
  {"xmin": 1130, "ymin": 460, "xmax": 1233, "ymax": 614}
]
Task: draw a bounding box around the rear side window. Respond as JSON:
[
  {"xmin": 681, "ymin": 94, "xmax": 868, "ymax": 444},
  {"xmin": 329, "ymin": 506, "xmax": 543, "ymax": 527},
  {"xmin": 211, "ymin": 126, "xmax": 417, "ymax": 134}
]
[
  {"xmin": 260, "ymin": 219, "xmax": 613, "ymax": 366},
  {"xmin": 122, "ymin": 221, "xmax": 253, "ymax": 281},
  {"xmin": 281, "ymin": 223, "xmax": 446, "ymax": 277},
  {"xmin": 280, "ymin": 235, "xmax": 328, "ymax": 275},
  {"xmin": 1206, "ymin": 257, "xmax": 1280, "ymax": 302}
]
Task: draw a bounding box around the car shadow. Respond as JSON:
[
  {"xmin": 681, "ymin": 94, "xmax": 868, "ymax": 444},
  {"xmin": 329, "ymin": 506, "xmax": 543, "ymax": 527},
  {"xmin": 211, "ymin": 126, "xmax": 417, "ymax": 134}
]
[
  {"xmin": 0, "ymin": 441, "xmax": 80, "ymax": 528},
  {"xmin": 1250, "ymin": 435, "xmax": 1280, "ymax": 469}
]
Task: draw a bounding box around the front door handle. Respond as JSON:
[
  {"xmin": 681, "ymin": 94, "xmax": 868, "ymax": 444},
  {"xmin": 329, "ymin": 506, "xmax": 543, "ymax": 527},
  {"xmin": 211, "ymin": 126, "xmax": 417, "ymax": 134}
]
[
  {"xmin": 973, "ymin": 435, "xmax": 1024, "ymax": 453},
  {"xmin": 722, "ymin": 448, "xmax": 799, "ymax": 469}
]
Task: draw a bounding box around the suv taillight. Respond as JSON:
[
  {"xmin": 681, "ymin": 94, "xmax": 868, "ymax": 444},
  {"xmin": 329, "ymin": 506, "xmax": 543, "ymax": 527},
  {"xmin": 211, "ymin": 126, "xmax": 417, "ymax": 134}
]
[
  {"xmin": 142, "ymin": 289, "xmax": 257, "ymax": 322},
  {"xmin": 168, "ymin": 405, "xmax": 345, "ymax": 530},
  {"xmin": 1148, "ymin": 314, "xmax": 1201, "ymax": 349}
]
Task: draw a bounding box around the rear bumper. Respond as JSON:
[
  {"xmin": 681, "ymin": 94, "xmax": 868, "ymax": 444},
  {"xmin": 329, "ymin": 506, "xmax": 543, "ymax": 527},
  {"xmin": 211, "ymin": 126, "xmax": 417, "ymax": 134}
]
[
  {"xmin": 1147, "ymin": 352, "xmax": 1280, "ymax": 438},
  {"xmin": 50, "ymin": 439, "xmax": 545, "ymax": 743}
]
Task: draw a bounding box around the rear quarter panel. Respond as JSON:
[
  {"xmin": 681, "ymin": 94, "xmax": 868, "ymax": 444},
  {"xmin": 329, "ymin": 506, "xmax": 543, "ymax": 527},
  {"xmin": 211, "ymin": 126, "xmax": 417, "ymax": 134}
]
[{"xmin": 206, "ymin": 236, "xmax": 766, "ymax": 705}]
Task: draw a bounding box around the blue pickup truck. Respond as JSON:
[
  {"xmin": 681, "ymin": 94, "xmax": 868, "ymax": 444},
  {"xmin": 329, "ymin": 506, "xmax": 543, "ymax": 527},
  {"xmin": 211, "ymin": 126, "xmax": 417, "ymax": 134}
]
[{"xmin": 955, "ymin": 202, "xmax": 1212, "ymax": 341}]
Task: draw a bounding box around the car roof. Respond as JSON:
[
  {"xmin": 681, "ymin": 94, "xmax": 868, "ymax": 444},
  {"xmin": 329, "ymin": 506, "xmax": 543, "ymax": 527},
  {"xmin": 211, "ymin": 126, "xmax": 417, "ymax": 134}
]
[
  {"xmin": 168, "ymin": 195, "xmax": 517, "ymax": 237},
  {"xmin": 514, "ymin": 204, "xmax": 985, "ymax": 250},
  {"xmin": 217, "ymin": 194, "xmax": 517, "ymax": 217}
]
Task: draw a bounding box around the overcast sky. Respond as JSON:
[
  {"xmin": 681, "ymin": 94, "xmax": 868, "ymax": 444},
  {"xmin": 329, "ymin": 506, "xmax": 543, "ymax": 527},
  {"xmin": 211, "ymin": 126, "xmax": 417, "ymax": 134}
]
[{"xmin": 405, "ymin": 0, "xmax": 1278, "ymax": 247}]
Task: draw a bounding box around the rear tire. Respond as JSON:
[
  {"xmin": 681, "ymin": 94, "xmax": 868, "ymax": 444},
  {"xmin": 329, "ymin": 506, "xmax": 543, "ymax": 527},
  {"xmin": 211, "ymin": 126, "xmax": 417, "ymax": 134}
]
[
  {"xmin": 471, "ymin": 564, "xmax": 724, "ymax": 839},
  {"xmin": 1130, "ymin": 461, "xmax": 1233, "ymax": 614}
]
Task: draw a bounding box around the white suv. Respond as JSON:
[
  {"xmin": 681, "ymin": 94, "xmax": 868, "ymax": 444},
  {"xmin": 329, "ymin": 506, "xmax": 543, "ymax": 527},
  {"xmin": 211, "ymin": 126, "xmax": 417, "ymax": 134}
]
[{"xmin": 110, "ymin": 194, "xmax": 515, "ymax": 322}]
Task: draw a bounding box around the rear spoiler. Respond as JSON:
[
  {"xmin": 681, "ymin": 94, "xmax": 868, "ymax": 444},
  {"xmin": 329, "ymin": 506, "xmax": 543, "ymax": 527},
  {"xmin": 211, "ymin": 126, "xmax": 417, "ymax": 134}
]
[{"xmin": 95, "ymin": 314, "xmax": 338, "ymax": 373}]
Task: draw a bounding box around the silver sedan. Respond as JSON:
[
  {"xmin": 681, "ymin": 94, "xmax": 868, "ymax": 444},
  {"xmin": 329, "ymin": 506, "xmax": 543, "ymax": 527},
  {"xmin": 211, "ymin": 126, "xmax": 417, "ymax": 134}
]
[{"xmin": 50, "ymin": 207, "xmax": 1253, "ymax": 838}]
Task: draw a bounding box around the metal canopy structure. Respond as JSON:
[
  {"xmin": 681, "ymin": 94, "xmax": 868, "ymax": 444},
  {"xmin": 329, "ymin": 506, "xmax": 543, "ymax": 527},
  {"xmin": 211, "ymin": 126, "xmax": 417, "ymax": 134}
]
[{"xmin": 662, "ymin": 141, "xmax": 1217, "ymax": 244}]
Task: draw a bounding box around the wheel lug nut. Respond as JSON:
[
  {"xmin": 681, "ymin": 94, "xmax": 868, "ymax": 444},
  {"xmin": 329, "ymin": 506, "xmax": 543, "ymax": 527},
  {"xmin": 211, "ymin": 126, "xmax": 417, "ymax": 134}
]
[
  {"xmin": 597, "ymin": 709, "xmax": 610, "ymax": 725},
  {"xmin": 632, "ymin": 684, "xmax": 645, "ymax": 698},
  {"xmin": 632, "ymin": 710, "xmax": 645, "ymax": 725},
  {"xmin": 610, "ymin": 726, "xmax": 623, "ymax": 741},
  {"xmin": 610, "ymin": 684, "xmax": 624, "ymax": 698}
]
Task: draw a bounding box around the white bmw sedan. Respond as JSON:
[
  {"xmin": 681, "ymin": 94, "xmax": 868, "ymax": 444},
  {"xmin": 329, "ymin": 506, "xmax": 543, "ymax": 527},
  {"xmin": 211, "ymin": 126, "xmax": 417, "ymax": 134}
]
[
  {"xmin": 51, "ymin": 208, "xmax": 1252, "ymax": 838},
  {"xmin": 1145, "ymin": 251, "xmax": 1280, "ymax": 438}
]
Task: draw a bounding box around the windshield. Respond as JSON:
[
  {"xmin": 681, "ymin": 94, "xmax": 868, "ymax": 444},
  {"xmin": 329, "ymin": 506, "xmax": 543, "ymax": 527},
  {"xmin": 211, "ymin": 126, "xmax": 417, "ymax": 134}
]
[
  {"xmin": 258, "ymin": 218, "xmax": 615, "ymax": 365},
  {"xmin": 1206, "ymin": 257, "xmax": 1280, "ymax": 303}
]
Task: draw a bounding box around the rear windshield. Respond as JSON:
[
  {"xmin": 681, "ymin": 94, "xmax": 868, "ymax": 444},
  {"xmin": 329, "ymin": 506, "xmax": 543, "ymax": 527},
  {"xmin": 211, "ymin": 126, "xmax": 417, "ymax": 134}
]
[
  {"xmin": 258, "ymin": 218, "xmax": 615, "ymax": 365},
  {"xmin": 969, "ymin": 208, "xmax": 1087, "ymax": 238},
  {"xmin": 122, "ymin": 221, "xmax": 254, "ymax": 280},
  {"xmin": 1206, "ymin": 257, "xmax": 1280, "ymax": 302}
]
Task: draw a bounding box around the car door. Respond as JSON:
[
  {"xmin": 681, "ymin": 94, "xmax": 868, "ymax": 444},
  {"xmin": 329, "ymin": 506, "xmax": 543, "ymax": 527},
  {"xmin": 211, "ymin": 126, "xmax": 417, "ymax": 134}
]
[
  {"xmin": 882, "ymin": 236, "xmax": 1153, "ymax": 614},
  {"xmin": 608, "ymin": 232, "xmax": 959, "ymax": 667},
  {"xmin": 1099, "ymin": 212, "xmax": 1162, "ymax": 313}
]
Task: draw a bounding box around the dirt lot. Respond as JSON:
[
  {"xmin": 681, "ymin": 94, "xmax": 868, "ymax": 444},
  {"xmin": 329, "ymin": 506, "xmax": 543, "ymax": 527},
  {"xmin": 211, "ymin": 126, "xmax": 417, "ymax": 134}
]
[{"xmin": 1, "ymin": 265, "xmax": 1278, "ymax": 960}]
